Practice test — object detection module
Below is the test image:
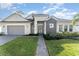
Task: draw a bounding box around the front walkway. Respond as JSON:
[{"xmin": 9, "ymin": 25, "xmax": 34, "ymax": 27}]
[{"xmin": 36, "ymin": 35, "xmax": 48, "ymax": 56}]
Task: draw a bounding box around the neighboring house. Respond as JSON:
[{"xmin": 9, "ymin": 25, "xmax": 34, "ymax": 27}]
[{"xmin": 0, "ymin": 11, "xmax": 79, "ymax": 35}]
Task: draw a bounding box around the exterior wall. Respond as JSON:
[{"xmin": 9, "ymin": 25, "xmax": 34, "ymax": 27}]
[
  {"xmin": 31, "ymin": 22, "xmax": 34, "ymax": 34},
  {"xmin": 34, "ymin": 16, "xmax": 48, "ymax": 34},
  {"xmin": 0, "ymin": 22, "xmax": 31, "ymax": 35},
  {"xmin": 44, "ymin": 21, "xmax": 46, "ymax": 34},
  {"xmin": 57, "ymin": 21, "xmax": 72, "ymax": 32},
  {"xmin": 0, "ymin": 24, "xmax": 3, "ymax": 33},
  {"xmin": 73, "ymin": 22, "xmax": 79, "ymax": 32},
  {"xmin": 34, "ymin": 19, "xmax": 37, "ymax": 34},
  {"xmin": 46, "ymin": 18, "xmax": 57, "ymax": 34}
]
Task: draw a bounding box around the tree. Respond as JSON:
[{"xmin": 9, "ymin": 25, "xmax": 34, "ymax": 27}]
[{"xmin": 72, "ymin": 13, "xmax": 79, "ymax": 25}]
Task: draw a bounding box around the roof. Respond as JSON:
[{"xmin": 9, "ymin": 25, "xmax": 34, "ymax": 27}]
[
  {"xmin": 25, "ymin": 14, "xmax": 49, "ymax": 21},
  {"xmin": 57, "ymin": 19, "xmax": 72, "ymax": 21},
  {"xmin": 32, "ymin": 14, "xmax": 49, "ymax": 17},
  {"xmin": 1, "ymin": 11, "xmax": 30, "ymax": 22},
  {"xmin": 57, "ymin": 18, "xmax": 72, "ymax": 22},
  {"xmin": 26, "ymin": 14, "xmax": 34, "ymax": 21},
  {"xmin": 49, "ymin": 15, "xmax": 72, "ymax": 22},
  {"xmin": 0, "ymin": 11, "xmax": 73, "ymax": 22}
]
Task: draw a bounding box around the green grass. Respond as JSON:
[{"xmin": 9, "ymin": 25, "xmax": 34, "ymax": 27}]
[
  {"xmin": 0, "ymin": 36, "xmax": 38, "ymax": 56},
  {"xmin": 46, "ymin": 39, "xmax": 79, "ymax": 56}
]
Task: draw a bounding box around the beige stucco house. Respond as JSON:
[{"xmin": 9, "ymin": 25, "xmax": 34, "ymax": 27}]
[{"xmin": 0, "ymin": 11, "xmax": 79, "ymax": 35}]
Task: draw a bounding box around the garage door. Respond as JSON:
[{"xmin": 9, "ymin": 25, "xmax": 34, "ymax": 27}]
[{"xmin": 7, "ymin": 25, "xmax": 25, "ymax": 35}]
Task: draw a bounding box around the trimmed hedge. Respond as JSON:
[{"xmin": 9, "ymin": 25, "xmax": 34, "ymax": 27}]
[
  {"xmin": 43, "ymin": 32, "xmax": 79, "ymax": 40},
  {"xmin": 0, "ymin": 32, "xmax": 4, "ymax": 36},
  {"xmin": 25, "ymin": 34, "xmax": 39, "ymax": 36},
  {"xmin": 43, "ymin": 33, "xmax": 63, "ymax": 40}
]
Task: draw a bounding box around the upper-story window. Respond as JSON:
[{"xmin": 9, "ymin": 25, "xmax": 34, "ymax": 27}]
[
  {"xmin": 69, "ymin": 25, "xmax": 73, "ymax": 32},
  {"xmin": 64, "ymin": 25, "xmax": 68, "ymax": 32},
  {"xmin": 49, "ymin": 23, "xmax": 54, "ymax": 28},
  {"xmin": 59, "ymin": 25, "xmax": 63, "ymax": 32}
]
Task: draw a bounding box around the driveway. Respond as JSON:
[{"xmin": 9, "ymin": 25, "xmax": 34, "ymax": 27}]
[{"xmin": 0, "ymin": 36, "xmax": 18, "ymax": 45}]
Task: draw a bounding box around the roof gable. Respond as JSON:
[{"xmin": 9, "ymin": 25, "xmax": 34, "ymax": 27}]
[{"xmin": 2, "ymin": 13, "xmax": 29, "ymax": 22}]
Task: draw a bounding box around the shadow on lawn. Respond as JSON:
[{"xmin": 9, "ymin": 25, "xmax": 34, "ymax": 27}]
[
  {"xmin": 50, "ymin": 44, "xmax": 64, "ymax": 56},
  {"xmin": 46, "ymin": 39, "xmax": 79, "ymax": 56}
]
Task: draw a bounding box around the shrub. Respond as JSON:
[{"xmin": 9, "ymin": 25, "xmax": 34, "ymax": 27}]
[
  {"xmin": 43, "ymin": 34, "xmax": 52, "ymax": 40},
  {"xmin": 0, "ymin": 32, "xmax": 4, "ymax": 36},
  {"xmin": 43, "ymin": 33, "xmax": 63, "ymax": 40},
  {"xmin": 25, "ymin": 34, "xmax": 39, "ymax": 36},
  {"xmin": 61, "ymin": 32, "xmax": 79, "ymax": 38},
  {"xmin": 29, "ymin": 34, "xmax": 39, "ymax": 36},
  {"xmin": 43, "ymin": 32, "xmax": 79, "ymax": 40}
]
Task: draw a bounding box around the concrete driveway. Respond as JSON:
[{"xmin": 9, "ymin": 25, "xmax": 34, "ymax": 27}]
[{"xmin": 0, "ymin": 36, "xmax": 18, "ymax": 45}]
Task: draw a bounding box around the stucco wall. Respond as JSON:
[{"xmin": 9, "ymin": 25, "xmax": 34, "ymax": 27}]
[
  {"xmin": 57, "ymin": 21, "xmax": 71, "ymax": 32},
  {"xmin": 34, "ymin": 16, "xmax": 48, "ymax": 34},
  {"xmin": 46, "ymin": 18, "xmax": 57, "ymax": 34},
  {"xmin": 0, "ymin": 22, "xmax": 31, "ymax": 35},
  {"xmin": 57, "ymin": 21, "xmax": 79, "ymax": 32}
]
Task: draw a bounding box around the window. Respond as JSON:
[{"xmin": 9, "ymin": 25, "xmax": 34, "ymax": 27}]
[
  {"xmin": 64, "ymin": 25, "xmax": 68, "ymax": 32},
  {"xmin": 49, "ymin": 23, "xmax": 54, "ymax": 28},
  {"xmin": 59, "ymin": 25, "xmax": 63, "ymax": 32},
  {"xmin": 69, "ymin": 25, "xmax": 73, "ymax": 32}
]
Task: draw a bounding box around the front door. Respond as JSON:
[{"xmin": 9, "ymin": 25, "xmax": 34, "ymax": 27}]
[{"xmin": 38, "ymin": 24, "xmax": 44, "ymax": 34}]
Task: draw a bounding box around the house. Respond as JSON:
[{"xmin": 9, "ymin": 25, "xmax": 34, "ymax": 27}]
[{"xmin": 0, "ymin": 11, "xmax": 79, "ymax": 35}]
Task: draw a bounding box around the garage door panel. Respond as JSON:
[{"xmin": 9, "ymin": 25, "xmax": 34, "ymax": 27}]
[{"xmin": 7, "ymin": 25, "xmax": 25, "ymax": 35}]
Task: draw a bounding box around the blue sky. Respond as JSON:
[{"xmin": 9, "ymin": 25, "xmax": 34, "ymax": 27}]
[{"xmin": 0, "ymin": 3, "xmax": 79, "ymax": 20}]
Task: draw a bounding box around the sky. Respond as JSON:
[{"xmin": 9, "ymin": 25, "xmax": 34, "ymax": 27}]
[{"xmin": 0, "ymin": 3, "xmax": 79, "ymax": 20}]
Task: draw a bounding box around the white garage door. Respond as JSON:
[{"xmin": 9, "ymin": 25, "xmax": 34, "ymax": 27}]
[{"xmin": 7, "ymin": 25, "xmax": 25, "ymax": 35}]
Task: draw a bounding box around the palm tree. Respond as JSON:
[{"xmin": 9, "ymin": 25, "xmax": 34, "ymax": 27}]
[{"xmin": 72, "ymin": 13, "xmax": 79, "ymax": 25}]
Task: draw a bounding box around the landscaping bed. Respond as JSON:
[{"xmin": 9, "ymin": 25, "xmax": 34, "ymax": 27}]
[{"xmin": 0, "ymin": 36, "xmax": 38, "ymax": 56}]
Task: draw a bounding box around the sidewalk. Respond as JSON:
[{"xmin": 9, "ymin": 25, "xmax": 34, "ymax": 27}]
[{"xmin": 36, "ymin": 35, "xmax": 48, "ymax": 56}]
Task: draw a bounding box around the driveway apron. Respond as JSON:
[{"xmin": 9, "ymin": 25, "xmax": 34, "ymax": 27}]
[
  {"xmin": 36, "ymin": 35, "xmax": 48, "ymax": 56},
  {"xmin": 0, "ymin": 36, "xmax": 17, "ymax": 45}
]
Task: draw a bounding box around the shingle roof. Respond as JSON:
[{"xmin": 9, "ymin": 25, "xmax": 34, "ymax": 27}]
[
  {"xmin": 26, "ymin": 13, "xmax": 49, "ymax": 17},
  {"xmin": 2, "ymin": 12, "xmax": 30, "ymax": 22}
]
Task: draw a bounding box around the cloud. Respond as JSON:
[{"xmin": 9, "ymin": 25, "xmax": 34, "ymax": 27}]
[
  {"xmin": 43, "ymin": 6, "xmax": 47, "ymax": 9},
  {"xmin": 0, "ymin": 3, "xmax": 13, "ymax": 9},
  {"xmin": 43, "ymin": 3, "xmax": 77, "ymax": 19},
  {"xmin": 0, "ymin": 3, "xmax": 19, "ymax": 11},
  {"xmin": 53, "ymin": 8, "xmax": 77, "ymax": 19},
  {"xmin": 49, "ymin": 3, "xmax": 64, "ymax": 7},
  {"xmin": 43, "ymin": 3, "xmax": 64, "ymax": 14},
  {"xmin": 43, "ymin": 8, "xmax": 55, "ymax": 14},
  {"xmin": 26, "ymin": 11, "xmax": 37, "ymax": 16}
]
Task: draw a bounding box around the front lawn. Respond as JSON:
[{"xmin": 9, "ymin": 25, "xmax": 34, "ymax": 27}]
[
  {"xmin": 0, "ymin": 36, "xmax": 38, "ymax": 56},
  {"xmin": 46, "ymin": 39, "xmax": 79, "ymax": 56}
]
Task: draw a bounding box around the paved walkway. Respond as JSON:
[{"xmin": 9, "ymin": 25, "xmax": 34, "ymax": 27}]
[{"xmin": 36, "ymin": 35, "xmax": 48, "ymax": 56}]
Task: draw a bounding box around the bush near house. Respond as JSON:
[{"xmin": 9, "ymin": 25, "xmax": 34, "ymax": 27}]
[
  {"xmin": 43, "ymin": 33, "xmax": 63, "ymax": 40},
  {"xmin": 0, "ymin": 32, "xmax": 5, "ymax": 36},
  {"xmin": 43, "ymin": 32, "xmax": 79, "ymax": 40},
  {"xmin": 61, "ymin": 32, "xmax": 79, "ymax": 37},
  {"xmin": 25, "ymin": 34, "xmax": 39, "ymax": 36}
]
